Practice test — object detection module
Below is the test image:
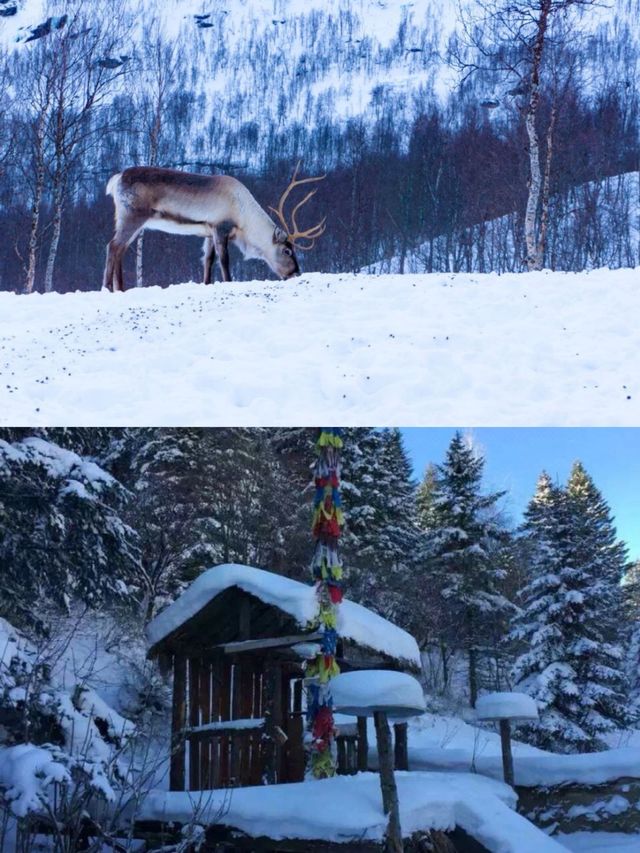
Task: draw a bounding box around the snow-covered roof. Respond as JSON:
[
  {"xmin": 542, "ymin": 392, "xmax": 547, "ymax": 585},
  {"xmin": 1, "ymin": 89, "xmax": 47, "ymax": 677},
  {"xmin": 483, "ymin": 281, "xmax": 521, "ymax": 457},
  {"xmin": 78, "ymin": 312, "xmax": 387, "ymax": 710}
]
[
  {"xmin": 475, "ymin": 692, "xmax": 539, "ymax": 722},
  {"xmin": 146, "ymin": 563, "xmax": 421, "ymax": 669}
]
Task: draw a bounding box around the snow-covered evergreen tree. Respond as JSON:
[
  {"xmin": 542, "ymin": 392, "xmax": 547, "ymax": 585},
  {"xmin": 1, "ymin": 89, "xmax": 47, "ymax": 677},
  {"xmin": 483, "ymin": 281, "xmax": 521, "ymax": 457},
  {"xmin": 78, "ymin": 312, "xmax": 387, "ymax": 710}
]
[
  {"xmin": 511, "ymin": 464, "xmax": 633, "ymax": 752},
  {"xmin": 115, "ymin": 428, "xmax": 304, "ymax": 619},
  {"xmin": 339, "ymin": 428, "xmax": 419, "ymax": 623},
  {"xmin": 426, "ymin": 432, "xmax": 510, "ymax": 705},
  {"xmin": 0, "ymin": 434, "xmax": 139, "ymax": 629}
]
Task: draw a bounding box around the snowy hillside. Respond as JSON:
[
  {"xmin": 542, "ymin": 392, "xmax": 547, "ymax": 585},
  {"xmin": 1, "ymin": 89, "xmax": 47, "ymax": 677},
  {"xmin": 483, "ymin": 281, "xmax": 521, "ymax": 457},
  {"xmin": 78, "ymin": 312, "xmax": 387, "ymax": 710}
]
[
  {"xmin": 3, "ymin": 0, "xmax": 638, "ymax": 168},
  {"xmin": 0, "ymin": 267, "xmax": 638, "ymax": 426}
]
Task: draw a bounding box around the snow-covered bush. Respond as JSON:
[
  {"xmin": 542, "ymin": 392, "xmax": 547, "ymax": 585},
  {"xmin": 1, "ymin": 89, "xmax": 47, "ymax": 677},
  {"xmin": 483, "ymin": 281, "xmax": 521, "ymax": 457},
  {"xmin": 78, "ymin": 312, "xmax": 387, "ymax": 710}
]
[{"xmin": 0, "ymin": 616, "xmax": 137, "ymax": 850}]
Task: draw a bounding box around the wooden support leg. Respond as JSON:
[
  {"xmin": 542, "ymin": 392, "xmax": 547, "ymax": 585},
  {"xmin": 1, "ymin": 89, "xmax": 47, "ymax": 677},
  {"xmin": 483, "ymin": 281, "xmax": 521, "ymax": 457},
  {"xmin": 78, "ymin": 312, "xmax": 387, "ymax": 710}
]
[
  {"xmin": 394, "ymin": 722, "xmax": 408, "ymax": 771},
  {"xmin": 357, "ymin": 715, "xmax": 368, "ymax": 772},
  {"xmin": 374, "ymin": 711, "xmax": 403, "ymax": 853},
  {"xmin": 499, "ymin": 719, "xmax": 514, "ymax": 787}
]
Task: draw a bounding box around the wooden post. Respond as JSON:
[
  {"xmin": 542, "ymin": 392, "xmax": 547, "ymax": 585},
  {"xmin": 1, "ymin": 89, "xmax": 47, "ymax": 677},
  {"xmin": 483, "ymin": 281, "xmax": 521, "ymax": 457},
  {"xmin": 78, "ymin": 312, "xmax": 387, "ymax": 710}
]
[
  {"xmin": 357, "ymin": 715, "xmax": 368, "ymax": 772},
  {"xmin": 218, "ymin": 659, "xmax": 232, "ymax": 786},
  {"xmin": 499, "ymin": 719, "xmax": 514, "ymax": 787},
  {"xmin": 200, "ymin": 660, "xmax": 212, "ymax": 788},
  {"xmin": 394, "ymin": 723, "xmax": 408, "ymax": 771},
  {"xmin": 170, "ymin": 655, "xmax": 187, "ymax": 791},
  {"xmin": 238, "ymin": 663, "xmax": 255, "ymax": 785},
  {"xmin": 337, "ymin": 737, "xmax": 347, "ymax": 774},
  {"xmin": 210, "ymin": 656, "xmax": 223, "ymax": 788},
  {"xmin": 250, "ymin": 667, "xmax": 263, "ymax": 784},
  {"xmin": 374, "ymin": 711, "xmax": 403, "ymax": 853},
  {"xmin": 262, "ymin": 659, "xmax": 283, "ymax": 784},
  {"xmin": 188, "ymin": 658, "xmax": 201, "ymax": 790}
]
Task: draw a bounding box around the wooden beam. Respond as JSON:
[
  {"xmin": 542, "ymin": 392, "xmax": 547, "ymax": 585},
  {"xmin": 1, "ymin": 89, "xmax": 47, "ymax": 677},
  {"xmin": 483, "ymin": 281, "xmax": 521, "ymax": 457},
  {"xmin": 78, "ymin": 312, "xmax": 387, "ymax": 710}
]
[
  {"xmin": 216, "ymin": 632, "xmax": 323, "ymax": 655},
  {"xmin": 170, "ymin": 655, "xmax": 187, "ymax": 791},
  {"xmin": 394, "ymin": 722, "xmax": 408, "ymax": 772}
]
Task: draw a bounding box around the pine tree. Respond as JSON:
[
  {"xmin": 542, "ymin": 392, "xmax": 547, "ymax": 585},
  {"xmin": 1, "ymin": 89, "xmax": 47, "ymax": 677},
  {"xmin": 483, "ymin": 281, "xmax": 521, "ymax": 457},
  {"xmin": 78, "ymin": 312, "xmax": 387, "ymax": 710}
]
[
  {"xmin": 512, "ymin": 465, "xmax": 633, "ymax": 752},
  {"xmin": 427, "ymin": 432, "xmax": 510, "ymax": 706},
  {"xmin": 116, "ymin": 428, "xmax": 304, "ymax": 619},
  {"xmin": 416, "ymin": 462, "xmax": 438, "ymax": 530},
  {"xmin": 0, "ymin": 434, "xmax": 139, "ymax": 630},
  {"xmin": 339, "ymin": 428, "xmax": 419, "ymax": 623}
]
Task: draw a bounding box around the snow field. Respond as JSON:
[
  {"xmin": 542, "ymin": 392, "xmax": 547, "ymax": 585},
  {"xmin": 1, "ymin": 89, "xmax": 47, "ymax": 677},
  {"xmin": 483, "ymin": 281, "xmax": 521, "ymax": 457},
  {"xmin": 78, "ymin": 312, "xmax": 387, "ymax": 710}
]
[{"xmin": 1, "ymin": 268, "xmax": 638, "ymax": 426}]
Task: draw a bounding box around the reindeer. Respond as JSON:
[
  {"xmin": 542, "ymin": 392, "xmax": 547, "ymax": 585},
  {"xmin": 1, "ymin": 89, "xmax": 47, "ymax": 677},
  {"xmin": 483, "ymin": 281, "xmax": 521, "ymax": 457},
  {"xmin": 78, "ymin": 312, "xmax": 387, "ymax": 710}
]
[{"xmin": 102, "ymin": 162, "xmax": 326, "ymax": 291}]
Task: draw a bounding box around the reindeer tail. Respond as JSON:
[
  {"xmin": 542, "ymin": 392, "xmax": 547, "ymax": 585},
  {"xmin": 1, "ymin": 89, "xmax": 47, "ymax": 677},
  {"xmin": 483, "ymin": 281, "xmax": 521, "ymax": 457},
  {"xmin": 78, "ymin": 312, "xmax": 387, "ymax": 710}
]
[{"xmin": 106, "ymin": 172, "xmax": 122, "ymax": 197}]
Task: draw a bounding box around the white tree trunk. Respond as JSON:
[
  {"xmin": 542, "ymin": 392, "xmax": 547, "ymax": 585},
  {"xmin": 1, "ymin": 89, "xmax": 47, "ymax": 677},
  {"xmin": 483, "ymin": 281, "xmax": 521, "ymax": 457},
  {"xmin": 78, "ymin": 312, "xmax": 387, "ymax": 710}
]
[
  {"xmin": 43, "ymin": 179, "xmax": 63, "ymax": 293},
  {"xmin": 25, "ymin": 163, "xmax": 45, "ymax": 294},
  {"xmin": 25, "ymin": 113, "xmax": 48, "ymax": 294},
  {"xmin": 136, "ymin": 232, "xmax": 144, "ymax": 287},
  {"xmin": 523, "ymin": 0, "xmax": 551, "ymax": 272},
  {"xmin": 524, "ymin": 109, "xmax": 543, "ymax": 271}
]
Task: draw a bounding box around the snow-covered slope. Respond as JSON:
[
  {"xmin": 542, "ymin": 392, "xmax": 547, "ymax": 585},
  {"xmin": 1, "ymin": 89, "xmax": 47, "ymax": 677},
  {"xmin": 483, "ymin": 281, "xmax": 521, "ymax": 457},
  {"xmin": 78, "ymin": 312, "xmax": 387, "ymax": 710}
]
[
  {"xmin": 0, "ymin": 268, "xmax": 638, "ymax": 426},
  {"xmin": 3, "ymin": 0, "xmax": 637, "ymax": 168}
]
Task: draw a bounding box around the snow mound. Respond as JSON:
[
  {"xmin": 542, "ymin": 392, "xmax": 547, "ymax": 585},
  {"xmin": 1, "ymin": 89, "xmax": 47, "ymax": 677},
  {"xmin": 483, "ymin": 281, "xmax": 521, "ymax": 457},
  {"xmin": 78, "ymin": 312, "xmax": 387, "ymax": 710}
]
[
  {"xmin": 1, "ymin": 270, "xmax": 639, "ymax": 426},
  {"xmin": 331, "ymin": 670, "xmax": 426, "ymax": 717},
  {"xmin": 146, "ymin": 563, "xmax": 421, "ymax": 669},
  {"xmin": 129, "ymin": 771, "xmax": 566, "ymax": 852},
  {"xmin": 475, "ymin": 692, "xmax": 539, "ymax": 721}
]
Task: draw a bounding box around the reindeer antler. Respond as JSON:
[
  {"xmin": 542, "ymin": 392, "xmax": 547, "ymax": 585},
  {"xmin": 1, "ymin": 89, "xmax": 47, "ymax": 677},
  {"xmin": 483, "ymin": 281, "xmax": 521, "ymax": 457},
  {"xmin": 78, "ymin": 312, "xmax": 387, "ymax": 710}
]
[{"xmin": 269, "ymin": 160, "xmax": 327, "ymax": 250}]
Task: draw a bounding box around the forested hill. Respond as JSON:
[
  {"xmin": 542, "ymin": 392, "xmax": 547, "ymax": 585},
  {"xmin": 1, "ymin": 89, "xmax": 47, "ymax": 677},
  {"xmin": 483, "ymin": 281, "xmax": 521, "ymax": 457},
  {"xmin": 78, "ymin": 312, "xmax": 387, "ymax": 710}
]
[{"xmin": 0, "ymin": 0, "xmax": 638, "ymax": 291}]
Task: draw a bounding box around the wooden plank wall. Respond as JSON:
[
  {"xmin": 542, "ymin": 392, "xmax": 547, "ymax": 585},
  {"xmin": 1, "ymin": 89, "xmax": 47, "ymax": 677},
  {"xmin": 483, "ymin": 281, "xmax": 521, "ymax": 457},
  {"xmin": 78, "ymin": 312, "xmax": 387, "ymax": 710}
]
[
  {"xmin": 176, "ymin": 655, "xmax": 383, "ymax": 791},
  {"xmin": 185, "ymin": 657, "xmax": 270, "ymax": 790}
]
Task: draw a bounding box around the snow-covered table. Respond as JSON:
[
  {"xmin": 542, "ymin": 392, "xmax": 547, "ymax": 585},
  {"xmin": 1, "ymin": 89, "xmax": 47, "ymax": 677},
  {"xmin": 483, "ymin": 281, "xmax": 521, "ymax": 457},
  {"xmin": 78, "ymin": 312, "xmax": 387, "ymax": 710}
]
[
  {"xmin": 331, "ymin": 670, "xmax": 426, "ymax": 853},
  {"xmin": 476, "ymin": 692, "xmax": 539, "ymax": 787}
]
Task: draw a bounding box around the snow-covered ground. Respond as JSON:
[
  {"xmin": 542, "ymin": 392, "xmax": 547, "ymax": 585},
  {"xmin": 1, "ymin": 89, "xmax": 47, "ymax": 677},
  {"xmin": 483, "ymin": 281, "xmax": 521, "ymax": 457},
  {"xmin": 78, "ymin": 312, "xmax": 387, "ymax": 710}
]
[
  {"xmin": 129, "ymin": 771, "xmax": 567, "ymax": 852},
  {"xmin": 401, "ymin": 713, "xmax": 640, "ymax": 787},
  {"xmin": 558, "ymin": 832, "xmax": 640, "ymax": 852},
  {"xmin": 0, "ymin": 269, "xmax": 637, "ymax": 426}
]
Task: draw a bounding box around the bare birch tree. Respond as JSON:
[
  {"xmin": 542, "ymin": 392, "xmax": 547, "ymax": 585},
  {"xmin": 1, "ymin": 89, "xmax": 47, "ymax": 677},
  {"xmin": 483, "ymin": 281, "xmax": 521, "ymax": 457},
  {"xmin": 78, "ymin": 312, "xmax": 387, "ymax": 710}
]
[
  {"xmin": 451, "ymin": 0, "xmax": 597, "ymax": 270},
  {"xmin": 11, "ymin": 41, "xmax": 57, "ymax": 294},
  {"xmin": 132, "ymin": 21, "xmax": 181, "ymax": 287},
  {"xmin": 36, "ymin": 0, "xmax": 132, "ymax": 292}
]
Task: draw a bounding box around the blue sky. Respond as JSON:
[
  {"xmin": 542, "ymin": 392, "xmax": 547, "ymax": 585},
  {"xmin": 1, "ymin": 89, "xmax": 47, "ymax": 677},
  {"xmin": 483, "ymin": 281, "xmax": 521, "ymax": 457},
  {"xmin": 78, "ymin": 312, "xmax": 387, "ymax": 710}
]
[{"xmin": 400, "ymin": 428, "xmax": 640, "ymax": 561}]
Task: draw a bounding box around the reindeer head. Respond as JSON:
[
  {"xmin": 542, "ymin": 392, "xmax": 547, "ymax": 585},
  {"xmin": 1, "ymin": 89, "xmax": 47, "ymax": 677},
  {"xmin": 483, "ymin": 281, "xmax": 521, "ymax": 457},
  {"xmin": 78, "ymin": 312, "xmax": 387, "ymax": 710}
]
[{"xmin": 268, "ymin": 161, "xmax": 326, "ymax": 279}]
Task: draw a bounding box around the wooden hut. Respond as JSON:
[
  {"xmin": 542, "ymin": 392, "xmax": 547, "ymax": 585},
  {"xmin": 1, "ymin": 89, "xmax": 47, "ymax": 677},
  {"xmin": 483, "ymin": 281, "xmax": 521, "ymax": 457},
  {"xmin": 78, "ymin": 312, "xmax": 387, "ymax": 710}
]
[{"xmin": 146, "ymin": 563, "xmax": 421, "ymax": 793}]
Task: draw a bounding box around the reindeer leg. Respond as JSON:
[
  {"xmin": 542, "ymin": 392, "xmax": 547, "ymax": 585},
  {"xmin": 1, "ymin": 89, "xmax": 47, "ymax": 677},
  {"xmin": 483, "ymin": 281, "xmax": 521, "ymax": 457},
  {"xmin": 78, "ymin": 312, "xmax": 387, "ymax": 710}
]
[
  {"xmin": 202, "ymin": 236, "xmax": 215, "ymax": 284},
  {"xmin": 215, "ymin": 231, "xmax": 232, "ymax": 282},
  {"xmin": 102, "ymin": 239, "xmax": 118, "ymax": 292},
  {"xmin": 111, "ymin": 214, "xmax": 148, "ymax": 292}
]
